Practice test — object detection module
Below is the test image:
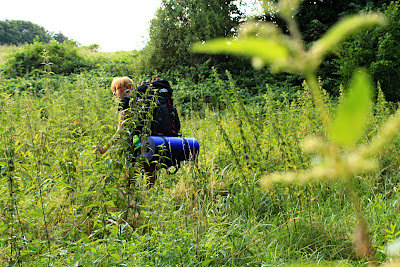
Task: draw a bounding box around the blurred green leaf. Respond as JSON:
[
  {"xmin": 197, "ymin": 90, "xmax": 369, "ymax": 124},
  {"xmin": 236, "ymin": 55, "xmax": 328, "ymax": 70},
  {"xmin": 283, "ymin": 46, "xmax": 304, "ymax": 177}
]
[
  {"xmin": 104, "ymin": 201, "xmax": 115, "ymax": 207},
  {"xmin": 278, "ymin": 0, "xmax": 302, "ymax": 19},
  {"xmin": 329, "ymin": 70, "xmax": 373, "ymax": 147},
  {"xmin": 30, "ymin": 212, "xmax": 44, "ymax": 217},
  {"xmin": 88, "ymin": 201, "xmax": 101, "ymax": 208},
  {"xmin": 192, "ymin": 37, "xmax": 289, "ymax": 70},
  {"xmin": 386, "ymin": 236, "xmax": 400, "ymax": 258},
  {"xmin": 111, "ymin": 253, "xmax": 121, "ymax": 261}
]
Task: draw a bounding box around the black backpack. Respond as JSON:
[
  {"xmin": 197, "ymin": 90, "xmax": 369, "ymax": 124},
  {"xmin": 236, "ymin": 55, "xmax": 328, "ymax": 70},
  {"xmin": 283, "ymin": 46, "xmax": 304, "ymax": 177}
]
[{"xmin": 136, "ymin": 78, "xmax": 181, "ymax": 137}]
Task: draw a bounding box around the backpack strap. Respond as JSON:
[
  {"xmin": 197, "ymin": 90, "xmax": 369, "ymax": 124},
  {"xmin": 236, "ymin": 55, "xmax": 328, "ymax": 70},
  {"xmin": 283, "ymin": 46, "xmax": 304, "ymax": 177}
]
[{"xmin": 137, "ymin": 78, "xmax": 172, "ymax": 94}]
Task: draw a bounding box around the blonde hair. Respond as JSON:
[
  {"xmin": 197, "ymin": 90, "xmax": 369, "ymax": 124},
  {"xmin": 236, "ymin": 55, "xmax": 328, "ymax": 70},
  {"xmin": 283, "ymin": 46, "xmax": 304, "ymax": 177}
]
[{"xmin": 111, "ymin": 77, "xmax": 133, "ymax": 101}]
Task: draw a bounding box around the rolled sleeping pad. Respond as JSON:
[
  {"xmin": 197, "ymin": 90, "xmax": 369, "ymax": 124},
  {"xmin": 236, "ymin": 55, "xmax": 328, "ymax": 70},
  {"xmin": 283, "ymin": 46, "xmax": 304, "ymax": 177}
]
[{"xmin": 141, "ymin": 136, "xmax": 200, "ymax": 167}]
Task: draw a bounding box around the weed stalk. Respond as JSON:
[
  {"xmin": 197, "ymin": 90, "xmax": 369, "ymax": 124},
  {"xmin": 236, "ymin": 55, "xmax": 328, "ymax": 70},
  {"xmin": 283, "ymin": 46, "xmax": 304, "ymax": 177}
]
[{"xmin": 24, "ymin": 107, "xmax": 51, "ymax": 257}]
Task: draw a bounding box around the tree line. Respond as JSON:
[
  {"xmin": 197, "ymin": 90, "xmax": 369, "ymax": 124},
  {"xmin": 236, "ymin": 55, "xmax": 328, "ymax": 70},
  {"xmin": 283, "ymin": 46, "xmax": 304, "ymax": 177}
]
[
  {"xmin": 140, "ymin": 0, "xmax": 400, "ymax": 102},
  {"xmin": 1, "ymin": 0, "xmax": 399, "ymax": 102},
  {"xmin": 0, "ymin": 20, "xmax": 71, "ymax": 46}
]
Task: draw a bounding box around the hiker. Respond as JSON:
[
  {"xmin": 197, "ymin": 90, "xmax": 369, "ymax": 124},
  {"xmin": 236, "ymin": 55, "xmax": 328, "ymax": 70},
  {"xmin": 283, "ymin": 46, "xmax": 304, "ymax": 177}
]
[
  {"xmin": 94, "ymin": 76, "xmax": 157, "ymax": 188},
  {"xmin": 94, "ymin": 77, "xmax": 194, "ymax": 189}
]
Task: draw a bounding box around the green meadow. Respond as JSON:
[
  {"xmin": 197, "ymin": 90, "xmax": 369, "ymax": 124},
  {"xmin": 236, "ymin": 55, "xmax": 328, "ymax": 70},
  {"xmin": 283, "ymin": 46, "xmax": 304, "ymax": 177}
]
[
  {"xmin": 1, "ymin": 1, "xmax": 400, "ymax": 266},
  {"xmin": 0, "ymin": 52, "xmax": 399, "ymax": 266}
]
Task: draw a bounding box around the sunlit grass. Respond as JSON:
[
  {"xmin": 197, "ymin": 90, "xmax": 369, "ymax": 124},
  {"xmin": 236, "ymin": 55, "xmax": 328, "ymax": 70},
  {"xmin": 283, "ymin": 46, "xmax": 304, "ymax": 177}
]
[
  {"xmin": 0, "ymin": 70, "xmax": 399, "ymax": 266},
  {"xmin": 1, "ymin": 7, "xmax": 400, "ymax": 264},
  {"xmin": 0, "ymin": 45, "xmax": 21, "ymax": 65}
]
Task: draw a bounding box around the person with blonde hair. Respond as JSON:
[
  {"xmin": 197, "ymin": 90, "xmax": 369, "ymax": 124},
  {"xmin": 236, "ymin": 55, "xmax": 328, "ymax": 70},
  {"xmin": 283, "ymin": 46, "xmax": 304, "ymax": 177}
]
[
  {"xmin": 94, "ymin": 76, "xmax": 132, "ymax": 153},
  {"xmin": 94, "ymin": 76, "xmax": 156, "ymax": 188}
]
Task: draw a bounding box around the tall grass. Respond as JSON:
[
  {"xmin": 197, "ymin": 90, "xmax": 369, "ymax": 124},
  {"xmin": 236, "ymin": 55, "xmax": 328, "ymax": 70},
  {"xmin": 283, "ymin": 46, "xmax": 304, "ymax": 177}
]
[
  {"xmin": 1, "ymin": 67, "xmax": 399, "ymax": 265},
  {"xmin": 192, "ymin": 1, "xmax": 400, "ymax": 265}
]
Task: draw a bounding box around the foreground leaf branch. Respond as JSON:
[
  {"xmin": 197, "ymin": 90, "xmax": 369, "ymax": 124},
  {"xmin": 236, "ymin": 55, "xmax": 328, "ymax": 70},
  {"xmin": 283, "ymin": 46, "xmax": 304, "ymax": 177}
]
[{"xmin": 192, "ymin": 0, "xmax": 394, "ymax": 264}]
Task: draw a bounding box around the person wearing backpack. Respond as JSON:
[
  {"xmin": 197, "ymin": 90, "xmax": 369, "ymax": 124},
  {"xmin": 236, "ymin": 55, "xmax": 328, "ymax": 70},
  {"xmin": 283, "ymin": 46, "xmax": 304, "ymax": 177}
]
[
  {"xmin": 136, "ymin": 78, "xmax": 181, "ymax": 138},
  {"xmin": 94, "ymin": 76, "xmax": 157, "ymax": 188},
  {"xmin": 95, "ymin": 77, "xmax": 197, "ymax": 189}
]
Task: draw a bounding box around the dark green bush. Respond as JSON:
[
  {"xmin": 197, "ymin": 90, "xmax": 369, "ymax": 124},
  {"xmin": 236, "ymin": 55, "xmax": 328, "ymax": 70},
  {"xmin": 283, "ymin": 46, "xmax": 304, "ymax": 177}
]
[
  {"xmin": 337, "ymin": 1, "xmax": 400, "ymax": 102},
  {"xmin": 0, "ymin": 20, "xmax": 51, "ymax": 45},
  {"xmin": 2, "ymin": 40, "xmax": 94, "ymax": 77}
]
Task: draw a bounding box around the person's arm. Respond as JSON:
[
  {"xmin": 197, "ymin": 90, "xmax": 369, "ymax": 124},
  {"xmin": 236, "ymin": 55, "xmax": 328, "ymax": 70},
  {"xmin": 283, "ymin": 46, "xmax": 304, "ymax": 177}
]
[
  {"xmin": 117, "ymin": 110, "xmax": 124, "ymax": 132},
  {"xmin": 94, "ymin": 110, "xmax": 125, "ymax": 154}
]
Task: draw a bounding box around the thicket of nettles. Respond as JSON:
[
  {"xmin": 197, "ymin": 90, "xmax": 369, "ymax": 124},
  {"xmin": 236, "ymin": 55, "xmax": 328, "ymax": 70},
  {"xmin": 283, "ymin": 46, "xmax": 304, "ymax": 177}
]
[
  {"xmin": 2, "ymin": 1, "xmax": 400, "ymax": 266},
  {"xmin": 193, "ymin": 0, "xmax": 399, "ymax": 265}
]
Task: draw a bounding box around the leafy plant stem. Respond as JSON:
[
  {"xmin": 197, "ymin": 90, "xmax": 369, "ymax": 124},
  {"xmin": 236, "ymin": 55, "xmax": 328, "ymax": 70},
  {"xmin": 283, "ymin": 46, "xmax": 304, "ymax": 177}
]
[
  {"xmin": 305, "ymin": 71, "xmax": 331, "ymax": 131},
  {"xmin": 286, "ymin": 16, "xmax": 306, "ymax": 55},
  {"xmin": 360, "ymin": 108, "xmax": 400, "ymax": 159},
  {"xmin": 24, "ymin": 107, "xmax": 51, "ymax": 258},
  {"xmin": 345, "ymin": 179, "xmax": 376, "ymax": 263},
  {"xmin": 2, "ymin": 131, "xmax": 16, "ymax": 260},
  {"xmin": 217, "ymin": 121, "xmax": 241, "ymax": 170},
  {"xmin": 8, "ymin": 173, "xmax": 15, "ymax": 259}
]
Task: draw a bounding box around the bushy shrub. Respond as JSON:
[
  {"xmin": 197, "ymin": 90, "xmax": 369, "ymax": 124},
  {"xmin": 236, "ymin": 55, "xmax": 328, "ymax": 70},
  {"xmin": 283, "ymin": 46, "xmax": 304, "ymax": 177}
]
[
  {"xmin": 94, "ymin": 51, "xmax": 140, "ymax": 78},
  {"xmin": 2, "ymin": 40, "xmax": 94, "ymax": 77}
]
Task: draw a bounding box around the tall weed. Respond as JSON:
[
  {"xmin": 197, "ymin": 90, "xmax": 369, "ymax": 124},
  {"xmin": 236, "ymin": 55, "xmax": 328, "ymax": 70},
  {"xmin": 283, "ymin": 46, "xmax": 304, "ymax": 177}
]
[
  {"xmin": 1, "ymin": 2, "xmax": 400, "ymax": 265},
  {"xmin": 193, "ymin": 0, "xmax": 400, "ymax": 266}
]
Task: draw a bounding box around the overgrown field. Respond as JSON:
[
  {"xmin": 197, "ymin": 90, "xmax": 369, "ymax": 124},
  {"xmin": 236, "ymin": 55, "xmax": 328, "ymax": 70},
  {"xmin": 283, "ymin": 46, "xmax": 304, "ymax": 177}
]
[{"xmin": 1, "ymin": 68, "xmax": 400, "ymax": 266}]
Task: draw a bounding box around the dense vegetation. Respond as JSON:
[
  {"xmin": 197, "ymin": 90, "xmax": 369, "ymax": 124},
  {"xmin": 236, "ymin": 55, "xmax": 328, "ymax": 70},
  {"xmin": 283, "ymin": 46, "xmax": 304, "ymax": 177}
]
[
  {"xmin": 1, "ymin": 0, "xmax": 400, "ymax": 266},
  {"xmin": 337, "ymin": 1, "xmax": 400, "ymax": 102},
  {"xmin": 2, "ymin": 1, "xmax": 399, "ymax": 103},
  {"xmin": 2, "ymin": 62, "xmax": 400, "ymax": 266}
]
